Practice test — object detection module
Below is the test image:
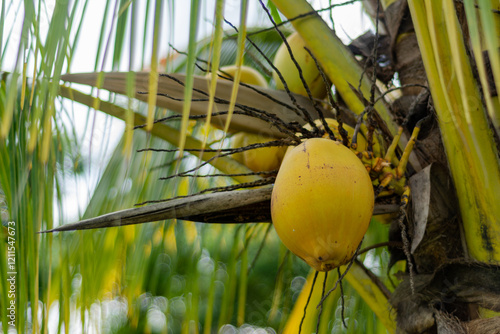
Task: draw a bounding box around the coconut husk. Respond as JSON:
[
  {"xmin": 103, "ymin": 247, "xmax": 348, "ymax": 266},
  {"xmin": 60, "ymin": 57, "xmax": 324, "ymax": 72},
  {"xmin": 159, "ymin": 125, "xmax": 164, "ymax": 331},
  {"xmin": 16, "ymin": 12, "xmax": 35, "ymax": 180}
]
[{"xmin": 391, "ymin": 261, "xmax": 500, "ymax": 333}]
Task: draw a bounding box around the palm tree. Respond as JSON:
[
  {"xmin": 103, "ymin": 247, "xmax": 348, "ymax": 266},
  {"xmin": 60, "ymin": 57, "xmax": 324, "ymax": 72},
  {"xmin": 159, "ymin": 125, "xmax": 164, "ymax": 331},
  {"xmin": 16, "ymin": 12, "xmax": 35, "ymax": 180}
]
[{"xmin": 1, "ymin": 0, "xmax": 499, "ymax": 333}]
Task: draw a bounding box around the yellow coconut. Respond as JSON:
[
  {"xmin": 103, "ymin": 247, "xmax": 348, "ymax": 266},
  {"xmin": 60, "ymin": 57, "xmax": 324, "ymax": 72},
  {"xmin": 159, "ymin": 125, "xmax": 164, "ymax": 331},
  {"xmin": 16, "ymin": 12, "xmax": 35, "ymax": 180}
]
[
  {"xmin": 283, "ymin": 118, "xmax": 371, "ymax": 157},
  {"xmin": 209, "ymin": 65, "xmax": 268, "ymax": 88},
  {"xmin": 271, "ymin": 138, "xmax": 374, "ymax": 271},
  {"xmin": 273, "ymin": 32, "xmax": 329, "ymax": 98},
  {"xmin": 217, "ymin": 65, "xmax": 286, "ymax": 172},
  {"xmin": 232, "ymin": 132, "xmax": 287, "ymax": 173},
  {"xmin": 305, "ymin": 118, "xmax": 370, "ymax": 152}
]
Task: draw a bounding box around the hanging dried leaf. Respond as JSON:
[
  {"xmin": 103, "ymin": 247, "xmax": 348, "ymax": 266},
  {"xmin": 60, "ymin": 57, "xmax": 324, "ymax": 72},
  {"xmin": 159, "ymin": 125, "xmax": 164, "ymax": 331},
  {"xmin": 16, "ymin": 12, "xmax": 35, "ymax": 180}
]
[
  {"xmin": 40, "ymin": 187, "xmax": 273, "ymax": 233},
  {"xmin": 40, "ymin": 186, "xmax": 398, "ymax": 233},
  {"xmin": 408, "ymin": 163, "xmax": 463, "ymax": 273},
  {"xmin": 408, "ymin": 164, "xmax": 432, "ymax": 253},
  {"xmin": 61, "ymin": 72, "xmax": 333, "ymax": 138}
]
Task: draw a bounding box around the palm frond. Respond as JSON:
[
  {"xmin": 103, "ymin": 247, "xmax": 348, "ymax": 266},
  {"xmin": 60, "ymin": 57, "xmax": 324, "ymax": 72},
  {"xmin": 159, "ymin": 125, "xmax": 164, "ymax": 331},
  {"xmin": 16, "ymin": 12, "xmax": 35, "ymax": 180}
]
[{"xmin": 60, "ymin": 71, "xmax": 332, "ymax": 137}]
